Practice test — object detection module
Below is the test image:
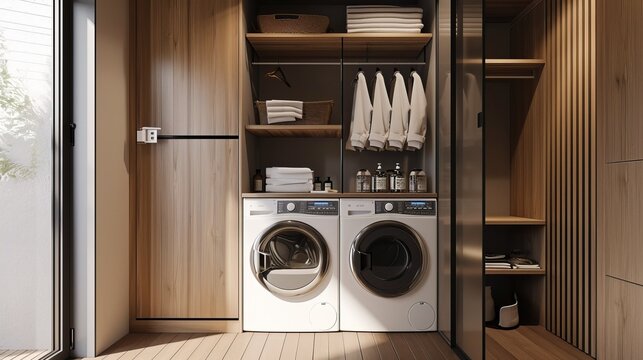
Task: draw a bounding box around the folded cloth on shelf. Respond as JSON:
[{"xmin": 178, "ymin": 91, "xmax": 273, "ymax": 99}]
[
  {"xmin": 346, "ymin": 6, "xmax": 424, "ymax": 14},
  {"xmin": 406, "ymin": 71, "xmax": 428, "ymax": 150},
  {"xmin": 348, "ymin": 28, "xmax": 422, "ymax": 33},
  {"xmin": 266, "ymin": 100, "xmax": 304, "ymax": 124},
  {"xmin": 346, "ymin": 72, "xmax": 373, "ymax": 151},
  {"xmin": 387, "ymin": 71, "xmax": 411, "ymax": 151},
  {"xmin": 347, "ymin": 23, "xmax": 424, "ymax": 30},
  {"xmin": 347, "ymin": 17, "xmax": 424, "ymax": 25},
  {"xmin": 514, "ymin": 264, "xmax": 541, "ymax": 269},
  {"xmin": 266, "ymin": 178, "xmax": 313, "ymax": 186},
  {"xmin": 266, "ymin": 183, "xmax": 314, "ymax": 193},
  {"xmin": 367, "ymin": 72, "xmax": 391, "ymax": 151},
  {"xmin": 348, "ymin": 12, "xmax": 423, "ymax": 20},
  {"xmin": 266, "ymin": 167, "xmax": 313, "ymax": 179}
]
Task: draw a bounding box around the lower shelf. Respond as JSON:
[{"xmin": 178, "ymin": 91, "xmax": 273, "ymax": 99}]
[
  {"xmin": 245, "ymin": 125, "xmax": 342, "ymax": 138},
  {"xmin": 486, "ymin": 268, "xmax": 546, "ymax": 276}
]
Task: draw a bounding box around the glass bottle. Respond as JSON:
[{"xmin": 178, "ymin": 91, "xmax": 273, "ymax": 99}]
[
  {"xmin": 253, "ymin": 169, "xmax": 264, "ymax": 192},
  {"xmin": 324, "ymin": 177, "xmax": 333, "ymax": 191},
  {"xmin": 313, "ymin": 176, "xmax": 323, "ymax": 191},
  {"xmin": 374, "ymin": 163, "xmax": 388, "ymax": 193},
  {"xmin": 393, "ymin": 162, "xmax": 407, "ymax": 192}
]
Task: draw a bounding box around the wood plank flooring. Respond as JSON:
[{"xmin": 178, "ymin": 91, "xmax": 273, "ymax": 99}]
[
  {"xmin": 87, "ymin": 332, "xmax": 459, "ymax": 360},
  {"xmin": 486, "ymin": 326, "xmax": 594, "ymax": 360},
  {"xmin": 0, "ymin": 350, "xmax": 48, "ymax": 360}
]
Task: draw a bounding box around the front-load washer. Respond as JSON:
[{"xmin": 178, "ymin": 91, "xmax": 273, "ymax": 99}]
[
  {"xmin": 243, "ymin": 198, "xmax": 339, "ymax": 332},
  {"xmin": 340, "ymin": 198, "xmax": 437, "ymax": 331}
]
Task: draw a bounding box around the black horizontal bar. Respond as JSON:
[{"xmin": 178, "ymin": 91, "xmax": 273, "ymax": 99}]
[
  {"xmin": 136, "ymin": 317, "xmax": 240, "ymax": 321},
  {"xmin": 158, "ymin": 135, "xmax": 239, "ymax": 140}
]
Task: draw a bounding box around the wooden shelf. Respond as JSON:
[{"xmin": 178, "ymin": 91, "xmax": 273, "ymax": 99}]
[
  {"xmin": 486, "ymin": 59, "xmax": 545, "ymax": 79},
  {"xmin": 245, "ymin": 125, "xmax": 341, "ymax": 138},
  {"xmin": 246, "ymin": 33, "xmax": 432, "ymax": 59},
  {"xmin": 486, "ymin": 268, "xmax": 546, "ymax": 276},
  {"xmin": 485, "ymin": 215, "xmax": 546, "ymax": 225},
  {"xmin": 242, "ymin": 192, "xmax": 438, "ymax": 199}
]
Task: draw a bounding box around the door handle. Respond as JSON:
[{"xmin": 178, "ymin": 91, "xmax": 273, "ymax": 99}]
[{"xmin": 477, "ymin": 112, "xmax": 484, "ymax": 128}]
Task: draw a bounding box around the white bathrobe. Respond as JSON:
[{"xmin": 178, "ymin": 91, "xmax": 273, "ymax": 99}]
[
  {"xmin": 346, "ymin": 72, "xmax": 373, "ymax": 151},
  {"xmin": 387, "ymin": 72, "xmax": 411, "ymax": 151},
  {"xmin": 367, "ymin": 72, "xmax": 392, "ymax": 151},
  {"xmin": 406, "ymin": 71, "xmax": 428, "ymax": 150}
]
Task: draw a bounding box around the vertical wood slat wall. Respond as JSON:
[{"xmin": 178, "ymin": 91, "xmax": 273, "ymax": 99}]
[{"xmin": 545, "ymin": 0, "xmax": 596, "ymax": 356}]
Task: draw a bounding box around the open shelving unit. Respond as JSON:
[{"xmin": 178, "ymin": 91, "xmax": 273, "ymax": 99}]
[
  {"xmin": 486, "ymin": 59, "xmax": 545, "ymax": 79},
  {"xmin": 485, "ymin": 268, "xmax": 546, "ymax": 276}
]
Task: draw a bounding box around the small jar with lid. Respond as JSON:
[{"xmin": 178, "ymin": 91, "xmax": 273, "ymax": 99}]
[{"xmin": 356, "ymin": 169, "xmax": 372, "ymax": 192}]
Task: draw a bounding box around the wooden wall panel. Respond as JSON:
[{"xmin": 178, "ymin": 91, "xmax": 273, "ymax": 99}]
[
  {"xmin": 136, "ymin": 140, "xmax": 239, "ymax": 319},
  {"xmin": 605, "ymin": 277, "xmax": 643, "ymax": 359},
  {"xmin": 604, "ymin": 162, "xmax": 643, "ymax": 286},
  {"xmin": 510, "ymin": 1, "xmax": 546, "ymax": 221},
  {"xmin": 137, "ymin": 0, "xmax": 239, "ymax": 135},
  {"xmin": 544, "ymin": 0, "xmax": 596, "ymax": 356}
]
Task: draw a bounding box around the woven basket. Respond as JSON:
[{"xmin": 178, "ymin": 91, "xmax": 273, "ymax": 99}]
[
  {"xmin": 257, "ymin": 14, "xmax": 329, "ymax": 33},
  {"xmin": 255, "ymin": 101, "xmax": 333, "ymax": 125}
]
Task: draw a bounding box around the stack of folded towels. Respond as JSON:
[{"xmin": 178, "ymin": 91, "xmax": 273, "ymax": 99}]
[
  {"xmin": 266, "ymin": 100, "xmax": 304, "ymax": 124},
  {"xmin": 346, "ymin": 5, "xmax": 424, "ymax": 33},
  {"xmin": 266, "ymin": 167, "xmax": 314, "ymax": 193}
]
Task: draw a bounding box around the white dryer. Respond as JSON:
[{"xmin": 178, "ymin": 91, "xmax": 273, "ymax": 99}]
[
  {"xmin": 340, "ymin": 199, "xmax": 437, "ymax": 332},
  {"xmin": 243, "ymin": 198, "xmax": 339, "ymax": 332}
]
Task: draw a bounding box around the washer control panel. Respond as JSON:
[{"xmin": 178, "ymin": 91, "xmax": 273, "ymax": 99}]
[
  {"xmin": 375, "ymin": 200, "xmax": 437, "ymax": 216},
  {"xmin": 278, "ymin": 200, "xmax": 339, "ymax": 215}
]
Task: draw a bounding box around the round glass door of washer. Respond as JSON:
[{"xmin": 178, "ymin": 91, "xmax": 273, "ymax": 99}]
[
  {"xmin": 350, "ymin": 221, "xmax": 426, "ymax": 297},
  {"xmin": 252, "ymin": 220, "xmax": 329, "ymax": 297}
]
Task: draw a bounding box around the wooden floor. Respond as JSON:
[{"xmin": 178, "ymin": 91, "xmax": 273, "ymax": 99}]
[
  {"xmin": 0, "ymin": 350, "xmax": 48, "ymax": 360},
  {"xmin": 486, "ymin": 326, "xmax": 593, "ymax": 360},
  {"xmin": 88, "ymin": 332, "xmax": 459, "ymax": 360}
]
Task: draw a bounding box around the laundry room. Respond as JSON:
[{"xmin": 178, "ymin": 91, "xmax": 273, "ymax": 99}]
[{"xmin": 4, "ymin": 0, "xmax": 639, "ymax": 359}]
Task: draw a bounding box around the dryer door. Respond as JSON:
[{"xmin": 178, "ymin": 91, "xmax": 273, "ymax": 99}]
[
  {"xmin": 350, "ymin": 221, "xmax": 426, "ymax": 297},
  {"xmin": 252, "ymin": 220, "xmax": 329, "ymax": 297}
]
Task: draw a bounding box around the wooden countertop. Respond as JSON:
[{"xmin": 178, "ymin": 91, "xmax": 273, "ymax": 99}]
[{"xmin": 242, "ymin": 192, "xmax": 438, "ymax": 199}]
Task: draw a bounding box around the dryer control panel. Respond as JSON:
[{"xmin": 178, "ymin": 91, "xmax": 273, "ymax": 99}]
[
  {"xmin": 375, "ymin": 200, "xmax": 437, "ymax": 216},
  {"xmin": 278, "ymin": 200, "xmax": 339, "ymax": 215}
]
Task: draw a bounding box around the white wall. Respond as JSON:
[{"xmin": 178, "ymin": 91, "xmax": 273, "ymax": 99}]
[{"xmin": 95, "ymin": 0, "xmax": 131, "ymax": 354}]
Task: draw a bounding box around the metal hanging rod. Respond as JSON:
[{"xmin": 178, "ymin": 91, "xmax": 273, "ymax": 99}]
[
  {"xmin": 343, "ymin": 62, "xmax": 427, "ymax": 66},
  {"xmin": 252, "ymin": 62, "xmax": 342, "ymax": 66}
]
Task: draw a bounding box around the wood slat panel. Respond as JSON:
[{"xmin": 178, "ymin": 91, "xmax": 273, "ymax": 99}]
[
  {"xmin": 544, "ymin": 0, "xmax": 596, "ymax": 356},
  {"xmin": 136, "ymin": 140, "xmax": 239, "ymax": 318},
  {"xmin": 137, "ymin": 0, "xmax": 239, "ymax": 135}
]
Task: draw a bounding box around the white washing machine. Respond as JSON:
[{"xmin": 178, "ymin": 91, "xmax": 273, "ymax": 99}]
[
  {"xmin": 243, "ymin": 198, "xmax": 339, "ymax": 332},
  {"xmin": 340, "ymin": 198, "xmax": 438, "ymax": 331}
]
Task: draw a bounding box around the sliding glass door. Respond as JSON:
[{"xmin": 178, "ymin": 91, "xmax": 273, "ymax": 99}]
[{"xmin": 0, "ymin": 0, "xmax": 69, "ymax": 359}]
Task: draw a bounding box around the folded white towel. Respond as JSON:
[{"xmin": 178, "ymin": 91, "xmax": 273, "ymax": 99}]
[
  {"xmin": 266, "ymin": 167, "xmax": 313, "ymax": 179},
  {"xmin": 347, "ymin": 17, "xmax": 424, "ymax": 25},
  {"xmin": 348, "ymin": 22, "xmax": 424, "ymax": 30},
  {"xmin": 266, "ymin": 106, "xmax": 303, "ymax": 115},
  {"xmin": 367, "ymin": 72, "xmax": 391, "ymax": 151},
  {"xmin": 347, "ymin": 6, "xmax": 424, "ymax": 14},
  {"xmin": 348, "ymin": 28, "xmax": 422, "ymax": 33},
  {"xmin": 266, "ymin": 100, "xmax": 304, "ymax": 124},
  {"xmin": 267, "ymin": 110, "xmax": 304, "ymax": 119},
  {"xmin": 266, "ymin": 183, "xmax": 314, "ymax": 193},
  {"xmin": 387, "ymin": 72, "xmax": 411, "ymax": 151},
  {"xmin": 346, "ymin": 72, "xmax": 373, "ymax": 151},
  {"xmin": 348, "ymin": 12, "xmax": 423, "ymax": 20},
  {"xmin": 406, "ymin": 72, "xmax": 428, "ymax": 151},
  {"xmin": 266, "ymin": 100, "xmax": 304, "ymax": 110},
  {"xmin": 266, "ymin": 178, "xmax": 313, "ymax": 186}
]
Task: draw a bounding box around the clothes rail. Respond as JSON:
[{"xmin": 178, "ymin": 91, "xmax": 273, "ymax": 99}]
[{"xmin": 158, "ymin": 135, "xmax": 239, "ymax": 140}]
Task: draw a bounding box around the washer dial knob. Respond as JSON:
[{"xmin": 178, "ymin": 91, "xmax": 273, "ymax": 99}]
[
  {"xmin": 286, "ymin": 202, "xmax": 296, "ymax": 212},
  {"xmin": 384, "ymin": 202, "xmax": 394, "ymax": 212}
]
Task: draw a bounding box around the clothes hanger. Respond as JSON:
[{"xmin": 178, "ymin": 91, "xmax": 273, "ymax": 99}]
[{"xmin": 265, "ymin": 67, "xmax": 292, "ymax": 88}]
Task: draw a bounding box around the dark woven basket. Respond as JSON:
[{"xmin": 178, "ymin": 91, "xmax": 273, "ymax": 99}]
[
  {"xmin": 257, "ymin": 14, "xmax": 329, "ymax": 33},
  {"xmin": 255, "ymin": 101, "xmax": 334, "ymax": 125}
]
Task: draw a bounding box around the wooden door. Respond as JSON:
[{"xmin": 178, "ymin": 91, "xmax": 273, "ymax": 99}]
[
  {"xmin": 135, "ymin": 0, "xmax": 240, "ymax": 319},
  {"xmin": 136, "ymin": 140, "xmax": 239, "ymax": 318}
]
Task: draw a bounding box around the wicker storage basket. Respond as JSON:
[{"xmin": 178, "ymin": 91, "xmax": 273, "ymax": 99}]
[
  {"xmin": 257, "ymin": 14, "xmax": 329, "ymax": 33},
  {"xmin": 255, "ymin": 101, "xmax": 333, "ymax": 125}
]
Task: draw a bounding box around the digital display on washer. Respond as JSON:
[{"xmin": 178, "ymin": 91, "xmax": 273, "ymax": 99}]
[{"xmin": 307, "ymin": 201, "xmax": 338, "ymax": 214}]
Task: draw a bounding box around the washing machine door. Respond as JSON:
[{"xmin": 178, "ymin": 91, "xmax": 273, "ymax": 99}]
[
  {"xmin": 351, "ymin": 220, "xmax": 425, "ymax": 297},
  {"xmin": 252, "ymin": 220, "xmax": 329, "ymax": 297}
]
